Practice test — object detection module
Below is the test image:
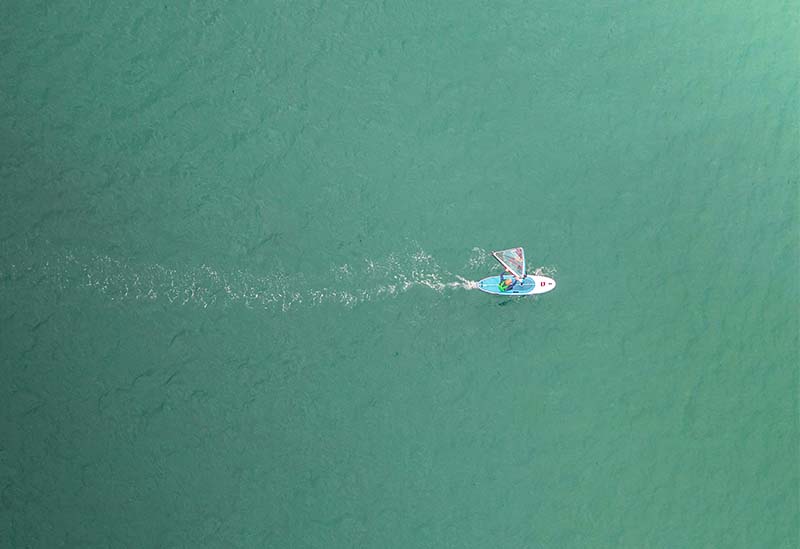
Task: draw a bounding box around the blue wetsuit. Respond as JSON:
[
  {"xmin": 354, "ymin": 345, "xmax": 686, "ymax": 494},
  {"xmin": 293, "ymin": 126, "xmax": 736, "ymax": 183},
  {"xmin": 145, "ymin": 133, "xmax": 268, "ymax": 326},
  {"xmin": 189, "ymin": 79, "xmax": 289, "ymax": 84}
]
[{"xmin": 499, "ymin": 273, "xmax": 516, "ymax": 291}]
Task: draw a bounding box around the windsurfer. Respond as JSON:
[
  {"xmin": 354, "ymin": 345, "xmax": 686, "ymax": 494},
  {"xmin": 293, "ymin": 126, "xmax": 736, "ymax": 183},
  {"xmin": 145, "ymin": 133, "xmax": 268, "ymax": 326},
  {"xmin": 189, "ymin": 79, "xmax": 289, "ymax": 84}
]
[{"xmin": 499, "ymin": 272, "xmax": 516, "ymax": 292}]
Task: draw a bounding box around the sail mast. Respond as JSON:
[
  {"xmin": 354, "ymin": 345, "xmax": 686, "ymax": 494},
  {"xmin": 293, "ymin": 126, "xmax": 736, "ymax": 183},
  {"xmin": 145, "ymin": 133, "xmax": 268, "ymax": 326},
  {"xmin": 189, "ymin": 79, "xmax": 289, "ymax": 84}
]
[{"xmin": 492, "ymin": 247, "xmax": 526, "ymax": 281}]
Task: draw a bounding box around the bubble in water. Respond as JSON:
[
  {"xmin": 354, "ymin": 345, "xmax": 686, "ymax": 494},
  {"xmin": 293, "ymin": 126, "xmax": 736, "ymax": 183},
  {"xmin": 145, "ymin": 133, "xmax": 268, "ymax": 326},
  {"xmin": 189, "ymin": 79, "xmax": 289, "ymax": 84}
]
[{"xmin": 3, "ymin": 245, "xmax": 484, "ymax": 312}]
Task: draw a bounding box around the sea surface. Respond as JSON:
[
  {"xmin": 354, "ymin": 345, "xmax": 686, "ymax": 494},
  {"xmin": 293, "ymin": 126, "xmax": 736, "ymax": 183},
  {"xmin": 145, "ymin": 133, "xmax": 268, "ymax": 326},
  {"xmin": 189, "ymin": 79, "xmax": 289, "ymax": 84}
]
[{"xmin": 1, "ymin": 2, "xmax": 798, "ymax": 547}]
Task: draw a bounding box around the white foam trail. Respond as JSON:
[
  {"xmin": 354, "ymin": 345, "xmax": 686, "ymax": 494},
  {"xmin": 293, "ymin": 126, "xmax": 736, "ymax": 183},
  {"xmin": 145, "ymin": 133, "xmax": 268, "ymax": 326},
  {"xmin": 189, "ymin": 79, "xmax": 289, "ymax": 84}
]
[{"xmin": 2, "ymin": 246, "xmax": 481, "ymax": 312}]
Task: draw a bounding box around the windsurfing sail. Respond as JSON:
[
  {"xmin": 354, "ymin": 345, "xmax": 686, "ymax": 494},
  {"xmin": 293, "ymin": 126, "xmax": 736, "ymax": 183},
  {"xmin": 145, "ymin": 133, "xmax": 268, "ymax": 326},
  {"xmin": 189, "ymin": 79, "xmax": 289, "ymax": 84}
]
[{"xmin": 492, "ymin": 247, "xmax": 526, "ymax": 280}]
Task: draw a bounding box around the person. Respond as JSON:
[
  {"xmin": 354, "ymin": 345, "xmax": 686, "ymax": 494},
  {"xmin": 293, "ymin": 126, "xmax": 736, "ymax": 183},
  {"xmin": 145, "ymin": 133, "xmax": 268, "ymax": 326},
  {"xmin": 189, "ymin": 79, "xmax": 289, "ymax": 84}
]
[{"xmin": 498, "ymin": 272, "xmax": 516, "ymax": 292}]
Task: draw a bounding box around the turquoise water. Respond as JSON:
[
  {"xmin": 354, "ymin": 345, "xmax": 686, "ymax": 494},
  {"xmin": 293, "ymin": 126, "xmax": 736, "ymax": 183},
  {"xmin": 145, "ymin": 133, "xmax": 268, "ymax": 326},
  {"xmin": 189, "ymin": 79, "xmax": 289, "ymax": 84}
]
[{"xmin": 1, "ymin": 2, "xmax": 798, "ymax": 547}]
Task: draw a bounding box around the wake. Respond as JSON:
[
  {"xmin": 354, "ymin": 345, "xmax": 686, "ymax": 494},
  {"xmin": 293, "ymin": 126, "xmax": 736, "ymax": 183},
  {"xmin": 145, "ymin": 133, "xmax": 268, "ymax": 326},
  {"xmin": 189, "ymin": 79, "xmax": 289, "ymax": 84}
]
[
  {"xmin": 1, "ymin": 245, "xmax": 556, "ymax": 312},
  {"xmin": 2, "ymin": 247, "xmax": 485, "ymax": 312}
]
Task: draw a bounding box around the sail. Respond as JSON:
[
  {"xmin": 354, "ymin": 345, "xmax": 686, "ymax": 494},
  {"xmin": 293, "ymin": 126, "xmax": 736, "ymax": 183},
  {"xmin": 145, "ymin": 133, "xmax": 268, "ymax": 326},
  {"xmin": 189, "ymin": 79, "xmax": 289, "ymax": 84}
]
[{"xmin": 492, "ymin": 247, "xmax": 526, "ymax": 280}]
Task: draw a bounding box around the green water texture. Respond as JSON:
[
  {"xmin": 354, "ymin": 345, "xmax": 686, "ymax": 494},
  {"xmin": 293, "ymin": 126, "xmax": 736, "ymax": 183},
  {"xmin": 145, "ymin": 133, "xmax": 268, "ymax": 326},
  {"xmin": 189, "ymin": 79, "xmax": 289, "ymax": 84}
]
[{"xmin": 1, "ymin": 1, "xmax": 798, "ymax": 547}]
